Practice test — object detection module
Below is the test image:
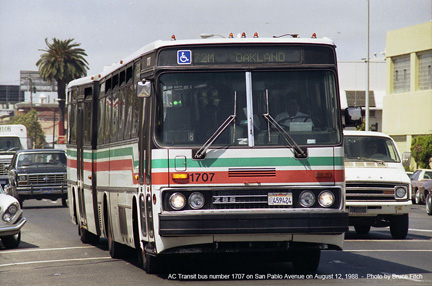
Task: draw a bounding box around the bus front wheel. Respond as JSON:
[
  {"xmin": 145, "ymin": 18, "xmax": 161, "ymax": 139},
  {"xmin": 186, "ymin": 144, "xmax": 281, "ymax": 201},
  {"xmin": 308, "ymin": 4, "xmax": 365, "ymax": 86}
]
[{"xmin": 292, "ymin": 249, "xmax": 321, "ymax": 272}]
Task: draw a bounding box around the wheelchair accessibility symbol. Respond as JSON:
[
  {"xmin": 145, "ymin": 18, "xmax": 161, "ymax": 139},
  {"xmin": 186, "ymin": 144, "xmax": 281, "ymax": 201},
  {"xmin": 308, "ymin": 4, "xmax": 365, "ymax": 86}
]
[{"xmin": 177, "ymin": 50, "xmax": 192, "ymax": 65}]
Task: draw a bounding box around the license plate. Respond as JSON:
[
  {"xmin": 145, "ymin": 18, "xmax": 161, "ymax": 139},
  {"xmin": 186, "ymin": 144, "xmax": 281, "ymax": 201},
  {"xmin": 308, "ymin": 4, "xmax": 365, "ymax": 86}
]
[
  {"xmin": 268, "ymin": 192, "xmax": 292, "ymax": 206},
  {"xmin": 349, "ymin": 206, "xmax": 367, "ymax": 215},
  {"xmin": 42, "ymin": 188, "xmax": 53, "ymax": 194}
]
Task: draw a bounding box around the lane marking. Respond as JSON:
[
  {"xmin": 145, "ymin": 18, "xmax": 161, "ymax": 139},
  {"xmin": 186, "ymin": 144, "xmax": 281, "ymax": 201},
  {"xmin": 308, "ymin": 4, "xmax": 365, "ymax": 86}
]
[
  {"xmin": 345, "ymin": 249, "xmax": 432, "ymax": 252},
  {"xmin": 0, "ymin": 256, "xmax": 112, "ymax": 267},
  {"xmin": 0, "ymin": 246, "xmax": 95, "ymax": 254}
]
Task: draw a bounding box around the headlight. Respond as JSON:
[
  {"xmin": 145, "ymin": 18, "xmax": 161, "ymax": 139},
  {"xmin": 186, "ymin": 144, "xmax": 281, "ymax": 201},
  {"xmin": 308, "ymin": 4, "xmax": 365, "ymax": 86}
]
[
  {"xmin": 318, "ymin": 191, "xmax": 335, "ymax": 208},
  {"xmin": 18, "ymin": 175, "xmax": 27, "ymax": 182},
  {"xmin": 395, "ymin": 186, "xmax": 407, "ymax": 199},
  {"xmin": 8, "ymin": 204, "xmax": 18, "ymax": 214},
  {"xmin": 188, "ymin": 192, "xmax": 205, "ymax": 209},
  {"xmin": 169, "ymin": 193, "xmax": 186, "ymax": 210},
  {"xmin": 2, "ymin": 203, "xmax": 19, "ymax": 222},
  {"xmin": 3, "ymin": 213, "xmax": 12, "ymax": 222},
  {"xmin": 299, "ymin": 191, "xmax": 316, "ymax": 207}
]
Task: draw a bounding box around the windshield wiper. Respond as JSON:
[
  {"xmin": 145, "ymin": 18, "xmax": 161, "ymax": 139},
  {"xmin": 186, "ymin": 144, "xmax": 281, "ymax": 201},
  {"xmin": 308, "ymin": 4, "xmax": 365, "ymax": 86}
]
[
  {"xmin": 193, "ymin": 92, "xmax": 237, "ymax": 159},
  {"xmin": 262, "ymin": 90, "xmax": 307, "ymax": 158}
]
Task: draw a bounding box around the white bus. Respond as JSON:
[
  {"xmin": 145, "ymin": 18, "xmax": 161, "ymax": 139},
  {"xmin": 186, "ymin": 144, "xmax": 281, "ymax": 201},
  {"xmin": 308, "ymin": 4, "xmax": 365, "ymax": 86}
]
[
  {"xmin": 0, "ymin": 124, "xmax": 28, "ymax": 186},
  {"xmin": 67, "ymin": 33, "xmax": 360, "ymax": 273}
]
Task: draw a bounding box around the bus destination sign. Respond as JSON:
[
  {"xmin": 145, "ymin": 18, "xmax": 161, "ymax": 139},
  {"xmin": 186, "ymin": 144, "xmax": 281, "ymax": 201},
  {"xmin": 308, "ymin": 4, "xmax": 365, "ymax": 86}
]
[{"xmin": 159, "ymin": 46, "xmax": 302, "ymax": 66}]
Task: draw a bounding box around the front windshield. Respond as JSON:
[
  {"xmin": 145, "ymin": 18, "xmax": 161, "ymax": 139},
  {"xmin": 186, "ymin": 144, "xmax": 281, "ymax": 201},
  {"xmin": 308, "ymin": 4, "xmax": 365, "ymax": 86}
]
[
  {"xmin": 17, "ymin": 152, "xmax": 67, "ymax": 167},
  {"xmin": 344, "ymin": 136, "xmax": 400, "ymax": 163},
  {"xmin": 0, "ymin": 137, "xmax": 22, "ymax": 151},
  {"xmin": 156, "ymin": 71, "xmax": 340, "ymax": 147}
]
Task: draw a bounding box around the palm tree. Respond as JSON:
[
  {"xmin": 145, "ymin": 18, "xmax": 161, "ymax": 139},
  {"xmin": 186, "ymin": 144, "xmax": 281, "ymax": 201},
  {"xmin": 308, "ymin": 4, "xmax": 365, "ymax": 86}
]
[{"xmin": 36, "ymin": 38, "xmax": 89, "ymax": 136}]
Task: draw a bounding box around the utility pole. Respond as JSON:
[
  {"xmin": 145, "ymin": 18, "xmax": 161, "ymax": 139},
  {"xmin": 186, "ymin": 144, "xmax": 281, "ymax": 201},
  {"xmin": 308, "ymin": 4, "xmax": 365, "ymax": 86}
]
[{"xmin": 365, "ymin": 0, "xmax": 370, "ymax": 131}]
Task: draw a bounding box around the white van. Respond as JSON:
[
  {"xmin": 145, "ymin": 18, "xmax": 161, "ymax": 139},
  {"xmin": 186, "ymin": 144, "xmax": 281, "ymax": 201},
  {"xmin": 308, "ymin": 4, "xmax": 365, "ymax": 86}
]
[{"xmin": 343, "ymin": 130, "xmax": 412, "ymax": 239}]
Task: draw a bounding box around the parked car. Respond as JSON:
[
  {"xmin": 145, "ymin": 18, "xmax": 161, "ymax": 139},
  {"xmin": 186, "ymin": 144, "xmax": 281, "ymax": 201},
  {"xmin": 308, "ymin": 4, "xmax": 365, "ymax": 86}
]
[
  {"xmin": 0, "ymin": 184, "xmax": 26, "ymax": 249},
  {"xmin": 5, "ymin": 149, "xmax": 67, "ymax": 207},
  {"xmin": 410, "ymin": 169, "xmax": 432, "ymax": 204},
  {"xmin": 344, "ymin": 131, "xmax": 411, "ymax": 239},
  {"xmin": 420, "ymin": 179, "xmax": 432, "ymax": 215}
]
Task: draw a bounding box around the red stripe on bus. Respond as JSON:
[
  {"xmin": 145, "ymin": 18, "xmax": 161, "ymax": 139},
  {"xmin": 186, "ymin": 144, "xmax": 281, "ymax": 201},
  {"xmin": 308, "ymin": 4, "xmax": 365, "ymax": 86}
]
[{"xmin": 151, "ymin": 170, "xmax": 344, "ymax": 185}]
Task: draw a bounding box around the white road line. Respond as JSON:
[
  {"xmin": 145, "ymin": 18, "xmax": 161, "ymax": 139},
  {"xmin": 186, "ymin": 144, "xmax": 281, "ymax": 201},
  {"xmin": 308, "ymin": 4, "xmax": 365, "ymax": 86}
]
[
  {"xmin": 409, "ymin": 228, "xmax": 432, "ymax": 233},
  {"xmin": 0, "ymin": 256, "xmax": 113, "ymax": 267},
  {"xmin": 1, "ymin": 246, "xmax": 95, "ymax": 254},
  {"xmin": 345, "ymin": 249, "xmax": 432, "ymax": 252}
]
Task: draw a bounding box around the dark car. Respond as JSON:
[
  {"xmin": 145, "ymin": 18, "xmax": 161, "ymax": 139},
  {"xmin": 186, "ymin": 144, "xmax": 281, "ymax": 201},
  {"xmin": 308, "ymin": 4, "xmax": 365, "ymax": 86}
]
[{"xmin": 5, "ymin": 149, "xmax": 67, "ymax": 207}]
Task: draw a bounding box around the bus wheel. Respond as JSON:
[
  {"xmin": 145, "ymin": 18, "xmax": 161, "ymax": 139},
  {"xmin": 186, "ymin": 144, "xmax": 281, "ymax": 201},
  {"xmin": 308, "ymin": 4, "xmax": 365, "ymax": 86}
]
[
  {"xmin": 107, "ymin": 220, "xmax": 123, "ymax": 258},
  {"xmin": 354, "ymin": 225, "xmax": 371, "ymax": 235},
  {"xmin": 142, "ymin": 251, "xmax": 159, "ymax": 274},
  {"xmin": 80, "ymin": 226, "xmax": 99, "ymax": 244},
  {"xmin": 390, "ymin": 214, "xmax": 409, "ymax": 239},
  {"xmin": 292, "ymin": 249, "xmax": 321, "ymax": 272}
]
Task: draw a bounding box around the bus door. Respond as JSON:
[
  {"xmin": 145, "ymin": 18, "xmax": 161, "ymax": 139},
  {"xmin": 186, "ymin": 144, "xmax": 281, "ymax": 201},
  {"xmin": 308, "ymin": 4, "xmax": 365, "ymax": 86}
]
[{"xmin": 76, "ymin": 101, "xmax": 87, "ymax": 228}]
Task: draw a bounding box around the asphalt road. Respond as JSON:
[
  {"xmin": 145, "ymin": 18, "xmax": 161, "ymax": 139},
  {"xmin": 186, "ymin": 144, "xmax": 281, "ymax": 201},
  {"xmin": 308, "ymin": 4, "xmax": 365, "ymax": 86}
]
[{"xmin": 0, "ymin": 200, "xmax": 431, "ymax": 286}]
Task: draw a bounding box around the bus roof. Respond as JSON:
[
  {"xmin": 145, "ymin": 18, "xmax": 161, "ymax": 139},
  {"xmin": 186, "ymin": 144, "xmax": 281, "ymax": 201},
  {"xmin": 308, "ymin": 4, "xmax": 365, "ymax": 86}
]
[{"xmin": 68, "ymin": 36, "xmax": 335, "ymax": 88}]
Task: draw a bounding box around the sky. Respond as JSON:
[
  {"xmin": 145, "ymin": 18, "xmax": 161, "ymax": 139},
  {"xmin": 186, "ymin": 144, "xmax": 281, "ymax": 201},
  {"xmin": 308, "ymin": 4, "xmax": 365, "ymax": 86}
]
[{"xmin": 0, "ymin": 0, "xmax": 431, "ymax": 85}]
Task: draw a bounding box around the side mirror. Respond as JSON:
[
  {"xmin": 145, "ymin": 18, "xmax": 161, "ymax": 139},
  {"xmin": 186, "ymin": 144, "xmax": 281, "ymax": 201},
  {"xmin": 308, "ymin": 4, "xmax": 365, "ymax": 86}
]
[
  {"xmin": 136, "ymin": 80, "xmax": 152, "ymax": 98},
  {"xmin": 402, "ymin": 152, "xmax": 411, "ymax": 167},
  {"xmin": 344, "ymin": 106, "xmax": 363, "ymax": 127}
]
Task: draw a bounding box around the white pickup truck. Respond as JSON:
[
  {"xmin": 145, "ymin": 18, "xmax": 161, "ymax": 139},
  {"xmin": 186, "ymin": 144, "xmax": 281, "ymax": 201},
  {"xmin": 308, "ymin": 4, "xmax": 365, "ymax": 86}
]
[{"xmin": 343, "ymin": 131, "xmax": 412, "ymax": 239}]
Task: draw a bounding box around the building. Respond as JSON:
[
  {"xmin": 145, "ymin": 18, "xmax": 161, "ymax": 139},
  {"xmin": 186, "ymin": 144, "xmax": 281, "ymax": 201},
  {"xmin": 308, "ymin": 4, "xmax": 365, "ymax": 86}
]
[
  {"xmin": 383, "ymin": 21, "xmax": 432, "ymax": 155},
  {"xmin": 339, "ymin": 59, "xmax": 386, "ymax": 131}
]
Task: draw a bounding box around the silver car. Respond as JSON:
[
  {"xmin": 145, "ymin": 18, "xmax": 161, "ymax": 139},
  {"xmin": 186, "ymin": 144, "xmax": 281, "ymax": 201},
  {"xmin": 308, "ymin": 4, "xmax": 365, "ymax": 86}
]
[{"xmin": 0, "ymin": 185, "xmax": 26, "ymax": 249}]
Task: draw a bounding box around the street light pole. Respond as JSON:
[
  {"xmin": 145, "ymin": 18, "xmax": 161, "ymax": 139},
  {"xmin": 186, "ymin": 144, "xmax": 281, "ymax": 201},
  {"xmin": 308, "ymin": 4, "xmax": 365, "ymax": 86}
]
[{"xmin": 365, "ymin": 0, "xmax": 370, "ymax": 131}]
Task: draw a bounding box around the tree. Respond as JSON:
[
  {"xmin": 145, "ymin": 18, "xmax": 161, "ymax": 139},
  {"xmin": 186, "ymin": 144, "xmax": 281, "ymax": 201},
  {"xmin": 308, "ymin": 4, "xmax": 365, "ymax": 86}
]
[
  {"xmin": 8, "ymin": 109, "xmax": 46, "ymax": 148},
  {"xmin": 411, "ymin": 135, "xmax": 432, "ymax": 169},
  {"xmin": 36, "ymin": 38, "xmax": 89, "ymax": 135}
]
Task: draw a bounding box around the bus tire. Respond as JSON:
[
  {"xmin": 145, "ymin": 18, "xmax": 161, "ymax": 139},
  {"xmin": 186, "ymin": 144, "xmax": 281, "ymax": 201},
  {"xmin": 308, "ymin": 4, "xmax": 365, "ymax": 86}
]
[
  {"xmin": 292, "ymin": 249, "xmax": 320, "ymax": 272},
  {"xmin": 390, "ymin": 214, "xmax": 409, "ymax": 239},
  {"xmin": 143, "ymin": 252, "xmax": 159, "ymax": 274},
  {"xmin": 107, "ymin": 219, "xmax": 123, "ymax": 258},
  {"xmin": 80, "ymin": 226, "xmax": 99, "ymax": 244}
]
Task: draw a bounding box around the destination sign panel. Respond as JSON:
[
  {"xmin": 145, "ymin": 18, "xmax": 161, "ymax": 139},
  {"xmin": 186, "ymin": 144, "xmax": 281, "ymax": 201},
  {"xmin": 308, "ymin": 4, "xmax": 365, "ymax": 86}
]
[{"xmin": 159, "ymin": 46, "xmax": 304, "ymax": 66}]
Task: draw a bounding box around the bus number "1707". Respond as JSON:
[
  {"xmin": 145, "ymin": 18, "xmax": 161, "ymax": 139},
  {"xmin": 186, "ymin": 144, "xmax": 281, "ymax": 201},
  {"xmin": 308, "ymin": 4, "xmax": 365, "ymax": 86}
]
[{"xmin": 190, "ymin": 173, "xmax": 215, "ymax": 182}]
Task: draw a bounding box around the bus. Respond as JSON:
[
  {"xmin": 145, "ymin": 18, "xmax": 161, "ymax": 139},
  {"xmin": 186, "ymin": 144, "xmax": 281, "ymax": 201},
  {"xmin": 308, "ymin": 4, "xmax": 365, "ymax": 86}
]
[
  {"xmin": 0, "ymin": 124, "xmax": 28, "ymax": 186},
  {"xmin": 67, "ymin": 33, "xmax": 358, "ymax": 273}
]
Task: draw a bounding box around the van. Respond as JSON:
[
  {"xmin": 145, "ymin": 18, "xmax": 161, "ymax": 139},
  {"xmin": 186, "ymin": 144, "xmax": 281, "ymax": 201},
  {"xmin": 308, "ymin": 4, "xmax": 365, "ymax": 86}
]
[{"xmin": 343, "ymin": 131, "xmax": 412, "ymax": 239}]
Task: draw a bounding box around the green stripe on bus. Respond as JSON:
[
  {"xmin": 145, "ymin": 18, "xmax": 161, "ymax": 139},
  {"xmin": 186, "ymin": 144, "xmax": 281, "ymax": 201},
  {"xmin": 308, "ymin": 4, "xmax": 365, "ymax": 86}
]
[{"xmin": 152, "ymin": 156, "xmax": 343, "ymax": 169}]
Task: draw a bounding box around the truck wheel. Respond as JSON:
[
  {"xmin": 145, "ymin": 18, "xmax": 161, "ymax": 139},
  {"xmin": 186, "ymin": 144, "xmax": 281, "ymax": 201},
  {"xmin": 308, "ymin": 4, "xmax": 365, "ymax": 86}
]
[
  {"xmin": 426, "ymin": 193, "xmax": 432, "ymax": 215},
  {"xmin": 390, "ymin": 214, "xmax": 409, "ymax": 239},
  {"xmin": 354, "ymin": 225, "xmax": 371, "ymax": 235}
]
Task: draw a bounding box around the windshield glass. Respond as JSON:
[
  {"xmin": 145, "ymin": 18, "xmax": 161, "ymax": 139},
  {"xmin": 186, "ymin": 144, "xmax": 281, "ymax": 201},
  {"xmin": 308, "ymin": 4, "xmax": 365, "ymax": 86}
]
[
  {"xmin": 253, "ymin": 71, "xmax": 340, "ymax": 146},
  {"xmin": 344, "ymin": 136, "xmax": 400, "ymax": 163},
  {"xmin": 156, "ymin": 71, "xmax": 340, "ymax": 147},
  {"xmin": 0, "ymin": 137, "xmax": 22, "ymax": 151},
  {"xmin": 17, "ymin": 152, "xmax": 67, "ymax": 167}
]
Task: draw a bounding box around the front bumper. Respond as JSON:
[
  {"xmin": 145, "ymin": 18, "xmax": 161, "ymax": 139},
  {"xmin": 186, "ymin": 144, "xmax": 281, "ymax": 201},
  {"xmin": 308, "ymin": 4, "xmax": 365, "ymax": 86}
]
[
  {"xmin": 346, "ymin": 202, "xmax": 411, "ymax": 217},
  {"xmin": 16, "ymin": 186, "xmax": 67, "ymax": 197},
  {"xmin": 0, "ymin": 217, "xmax": 27, "ymax": 237},
  {"xmin": 159, "ymin": 211, "xmax": 348, "ymax": 236}
]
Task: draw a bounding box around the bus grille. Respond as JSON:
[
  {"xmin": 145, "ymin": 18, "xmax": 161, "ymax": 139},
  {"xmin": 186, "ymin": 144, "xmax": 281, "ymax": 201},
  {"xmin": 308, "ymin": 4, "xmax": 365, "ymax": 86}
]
[
  {"xmin": 28, "ymin": 173, "xmax": 66, "ymax": 185},
  {"xmin": 345, "ymin": 182, "xmax": 401, "ymax": 202}
]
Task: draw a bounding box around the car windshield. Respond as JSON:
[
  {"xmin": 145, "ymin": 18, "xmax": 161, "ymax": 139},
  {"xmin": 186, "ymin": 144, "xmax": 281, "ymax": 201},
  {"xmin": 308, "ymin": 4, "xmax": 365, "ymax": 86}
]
[
  {"xmin": 344, "ymin": 136, "xmax": 400, "ymax": 163},
  {"xmin": 156, "ymin": 71, "xmax": 340, "ymax": 147},
  {"xmin": 17, "ymin": 152, "xmax": 66, "ymax": 167}
]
